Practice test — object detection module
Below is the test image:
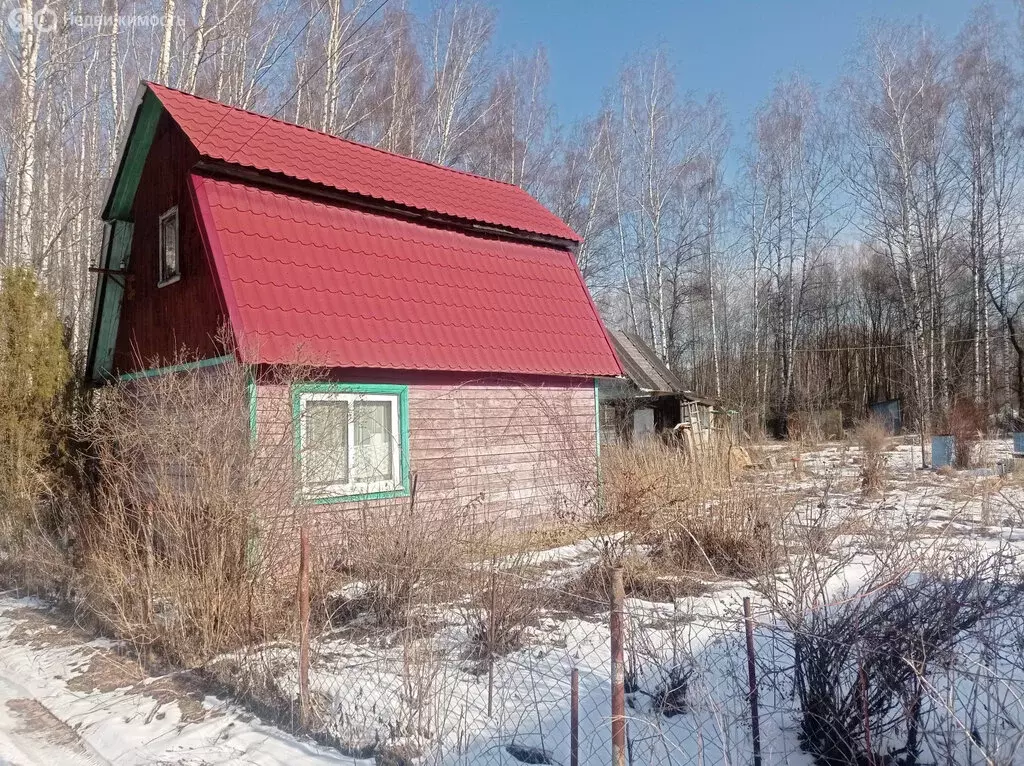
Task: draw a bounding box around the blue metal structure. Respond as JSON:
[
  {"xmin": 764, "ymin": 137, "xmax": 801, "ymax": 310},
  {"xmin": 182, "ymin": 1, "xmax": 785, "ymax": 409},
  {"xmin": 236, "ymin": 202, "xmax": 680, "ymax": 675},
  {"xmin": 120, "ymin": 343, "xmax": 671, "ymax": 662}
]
[
  {"xmin": 1013, "ymin": 432, "xmax": 1024, "ymax": 456},
  {"xmin": 931, "ymin": 435, "xmax": 954, "ymax": 469},
  {"xmin": 869, "ymin": 399, "xmax": 902, "ymax": 435}
]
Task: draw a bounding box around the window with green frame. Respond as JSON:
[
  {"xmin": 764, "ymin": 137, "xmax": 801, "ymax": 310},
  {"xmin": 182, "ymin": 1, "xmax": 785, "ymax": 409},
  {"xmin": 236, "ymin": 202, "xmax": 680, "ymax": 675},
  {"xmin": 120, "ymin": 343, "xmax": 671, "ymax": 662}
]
[{"xmin": 292, "ymin": 384, "xmax": 410, "ymax": 502}]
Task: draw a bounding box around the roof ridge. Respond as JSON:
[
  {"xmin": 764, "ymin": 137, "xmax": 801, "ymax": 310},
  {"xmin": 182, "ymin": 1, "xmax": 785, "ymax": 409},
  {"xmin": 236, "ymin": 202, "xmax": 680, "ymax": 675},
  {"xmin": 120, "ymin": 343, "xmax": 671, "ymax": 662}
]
[{"xmin": 145, "ymin": 81, "xmax": 529, "ymax": 195}]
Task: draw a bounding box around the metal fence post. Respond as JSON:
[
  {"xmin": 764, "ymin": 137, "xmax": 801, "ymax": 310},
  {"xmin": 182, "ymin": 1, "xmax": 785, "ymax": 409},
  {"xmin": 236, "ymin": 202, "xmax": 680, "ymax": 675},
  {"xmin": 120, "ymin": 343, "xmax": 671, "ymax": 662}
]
[
  {"xmin": 610, "ymin": 566, "xmax": 626, "ymax": 766},
  {"xmin": 487, "ymin": 561, "xmax": 496, "ymax": 717},
  {"xmin": 743, "ymin": 597, "xmax": 763, "ymax": 766},
  {"xmin": 298, "ymin": 525, "xmax": 311, "ymax": 727},
  {"xmin": 570, "ymin": 666, "xmax": 579, "ymax": 766}
]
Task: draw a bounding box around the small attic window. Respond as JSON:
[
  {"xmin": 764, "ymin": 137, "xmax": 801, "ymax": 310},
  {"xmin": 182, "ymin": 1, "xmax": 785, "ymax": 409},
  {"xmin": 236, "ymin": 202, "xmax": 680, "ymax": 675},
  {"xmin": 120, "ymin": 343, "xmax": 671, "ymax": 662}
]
[{"xmin": 158, "ymin": 206, "xmax": 180, "ymax": 286}]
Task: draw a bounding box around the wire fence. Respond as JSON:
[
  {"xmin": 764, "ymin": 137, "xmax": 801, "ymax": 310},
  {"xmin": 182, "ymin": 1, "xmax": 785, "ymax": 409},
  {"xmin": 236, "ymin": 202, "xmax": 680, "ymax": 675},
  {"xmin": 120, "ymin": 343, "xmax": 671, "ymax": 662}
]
[{"xmin": 227, "ymin": 532, "xmax": 1024, "ymax": 766}]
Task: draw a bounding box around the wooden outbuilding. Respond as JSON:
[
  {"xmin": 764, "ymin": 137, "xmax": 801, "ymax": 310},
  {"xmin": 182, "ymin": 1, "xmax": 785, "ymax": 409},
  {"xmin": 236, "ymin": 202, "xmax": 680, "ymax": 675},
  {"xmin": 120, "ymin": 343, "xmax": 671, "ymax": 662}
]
[{"xmin": 599, "ymin": 330, "xmax": 722, "ymax": 449}]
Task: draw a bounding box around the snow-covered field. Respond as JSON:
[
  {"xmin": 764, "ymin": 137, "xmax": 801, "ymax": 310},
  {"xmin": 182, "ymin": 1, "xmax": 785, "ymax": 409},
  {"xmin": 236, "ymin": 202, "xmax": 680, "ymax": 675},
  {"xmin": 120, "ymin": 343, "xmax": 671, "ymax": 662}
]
[{"xmin": 5, "ymin": 436, "xmax": 1024, "ymax": 765}]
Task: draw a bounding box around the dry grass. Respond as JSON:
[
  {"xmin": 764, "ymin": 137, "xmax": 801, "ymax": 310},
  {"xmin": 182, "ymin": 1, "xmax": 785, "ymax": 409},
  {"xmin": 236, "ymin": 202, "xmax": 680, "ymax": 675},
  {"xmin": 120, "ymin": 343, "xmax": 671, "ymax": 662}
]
[
  {"xmin": 598, "ymin": 441, "xmax": 783, "ymax": 582},
  {"xmin": 562, "ymin": 554, "xmax": 703, "ymax": 615},
  {"xmin": 854, "ymin": 417, "xmax": 889, "ymax": 496}
]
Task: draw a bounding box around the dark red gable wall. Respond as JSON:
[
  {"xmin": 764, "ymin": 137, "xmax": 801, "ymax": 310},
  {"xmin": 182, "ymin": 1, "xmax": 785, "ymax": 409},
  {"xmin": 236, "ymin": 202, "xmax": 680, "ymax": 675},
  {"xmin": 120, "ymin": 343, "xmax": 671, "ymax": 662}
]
[{"xmin": 112, "ymin": 112, "xmax": 226, "ymax": 374}]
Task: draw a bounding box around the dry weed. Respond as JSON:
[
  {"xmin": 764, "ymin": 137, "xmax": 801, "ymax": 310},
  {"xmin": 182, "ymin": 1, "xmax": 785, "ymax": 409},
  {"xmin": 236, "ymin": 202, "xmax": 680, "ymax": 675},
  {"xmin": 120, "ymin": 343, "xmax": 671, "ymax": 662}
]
[
  {"xmin": 597, "ymin": 441, "xmax": 782, "ymax": 582},
  {"xmin": 77, "ymin": 348, "xmax": 302, "ymax": 666},
  {"xmin": 650, "ymin": 487, "xmax": 781, "ymax": 579},
  {"xmin": 854, "ymin": 417, "xmax": 889, "ymax": 496},
  {"xmin": 939, "ymin": 400, "xmax": 986, "ymax": 469},
  {"xmin": 599, "ymin": 441, "xmax": 743, "ymax": 533}
]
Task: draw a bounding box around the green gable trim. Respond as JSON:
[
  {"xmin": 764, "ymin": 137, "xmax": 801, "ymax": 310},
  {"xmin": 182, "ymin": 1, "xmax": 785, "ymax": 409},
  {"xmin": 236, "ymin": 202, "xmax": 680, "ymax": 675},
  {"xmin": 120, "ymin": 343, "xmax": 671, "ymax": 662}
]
[
  {"xmin": 89, "ymin": 89, "xmax": 164, "ymax": 383},
  {"xmin": 290, "ymin": 382, "xmax": 411, "ymax": 506},
  {"xmin": 91, "ymin": 220, "xmax": 135, "ymax": 380},
  {"xmin": 117, "ymin": 354, "xmax": 234, "ymax": 382},
  {"xmin": 104, "ymin": 90, "xmax": 164, "ymax": 221},
  {"xmin": 85, "ymin": 224, "xmax": 113, "ymax": 381}
]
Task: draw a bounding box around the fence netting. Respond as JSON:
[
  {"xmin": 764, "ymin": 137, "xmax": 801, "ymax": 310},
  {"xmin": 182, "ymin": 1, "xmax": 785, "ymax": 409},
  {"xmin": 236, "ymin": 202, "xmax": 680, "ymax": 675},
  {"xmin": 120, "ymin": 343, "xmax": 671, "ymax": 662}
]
[{"xmin": 225, "ymin": 541, "xmax": 1024, "ymax": 766}]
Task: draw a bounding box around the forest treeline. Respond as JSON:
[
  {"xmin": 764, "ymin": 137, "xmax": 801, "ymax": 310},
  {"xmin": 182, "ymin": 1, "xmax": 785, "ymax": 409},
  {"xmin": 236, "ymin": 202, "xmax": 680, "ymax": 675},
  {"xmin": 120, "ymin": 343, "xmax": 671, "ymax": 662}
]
[{"xmin": 2, "ymin": 0, "xmax": 1024, "ymax": 432}]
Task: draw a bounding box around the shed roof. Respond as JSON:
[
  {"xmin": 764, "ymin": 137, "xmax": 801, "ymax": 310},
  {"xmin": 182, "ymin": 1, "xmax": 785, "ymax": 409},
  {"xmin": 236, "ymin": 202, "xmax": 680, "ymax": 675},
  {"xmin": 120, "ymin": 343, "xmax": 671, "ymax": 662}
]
[
  {"xmin": 146, "ymin": 82, "xmax": 579, "ymax": 243},
  {"xmin": 606, "ymin": 330, "xmax": 716, "ymax": 404},
  {"xmin": 607, "ymin": 330, "xmax": 686, "ymax": 394}
]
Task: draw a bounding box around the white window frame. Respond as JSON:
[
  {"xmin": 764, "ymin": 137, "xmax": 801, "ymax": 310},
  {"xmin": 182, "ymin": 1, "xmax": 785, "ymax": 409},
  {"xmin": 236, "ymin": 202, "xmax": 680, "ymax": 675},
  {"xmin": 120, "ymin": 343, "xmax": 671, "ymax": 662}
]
[
  {"xmin": 158, "ymin": 206, "xmax": 180, "ymax": 287},
  {"xmin": 298, "ymin": 391, "xmax": 403, "ymax": 500}
]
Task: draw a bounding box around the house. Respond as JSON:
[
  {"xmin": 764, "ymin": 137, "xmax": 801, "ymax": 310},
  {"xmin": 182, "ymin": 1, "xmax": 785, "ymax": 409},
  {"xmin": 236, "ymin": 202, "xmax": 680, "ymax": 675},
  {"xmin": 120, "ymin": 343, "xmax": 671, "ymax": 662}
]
[
  {"xmin": 598, "ymin": 329, "xmax": 721, "ymax": 449},
  {"xmin": 86, "ymin": 82, "xmax": 622, "ymax": 530}
]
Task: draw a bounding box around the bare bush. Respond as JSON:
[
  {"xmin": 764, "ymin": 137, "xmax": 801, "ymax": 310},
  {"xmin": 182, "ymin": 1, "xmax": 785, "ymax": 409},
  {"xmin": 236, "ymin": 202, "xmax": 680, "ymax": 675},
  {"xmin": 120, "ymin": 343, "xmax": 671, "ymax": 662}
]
[
  {"xmin": 463, "ymin": 555, "xmax": 539, "ymax": 665},
  {"xmin": 78, "ymin": 352, "xmax": 300, "ymax": 666},
  {"xmin": 791, "ymin": 552, "xmax": 1024, "ymax": 765},
  {"xmin": 330, "ymin": 483, "xmax": 475, "ymax": 631},
  {"xmin": 940, "ymin": 400, "xmax": 986, "ymax": 469},
  {"xmin": 755, "ymin": 496, "xmax": 1024, "ymax": 766},
  {"xmin": 855, "ymin": 417, "xmax": 889, "ymax": 495}
]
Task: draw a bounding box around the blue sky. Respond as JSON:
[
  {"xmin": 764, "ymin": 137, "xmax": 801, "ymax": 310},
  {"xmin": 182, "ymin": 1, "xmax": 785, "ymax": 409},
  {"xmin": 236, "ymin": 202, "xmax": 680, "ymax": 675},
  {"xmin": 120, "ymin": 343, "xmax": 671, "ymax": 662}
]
[{"xmin": 490, "ymin": 0, "xmax": 1018, "ymax": 135}]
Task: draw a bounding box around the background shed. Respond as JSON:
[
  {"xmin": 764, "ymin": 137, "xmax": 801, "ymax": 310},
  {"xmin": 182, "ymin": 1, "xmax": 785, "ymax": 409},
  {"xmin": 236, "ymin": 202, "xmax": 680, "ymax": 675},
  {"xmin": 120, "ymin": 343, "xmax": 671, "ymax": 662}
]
[{"xmin": 600, "ymin": 330, "xmax": 723, "ymax": 448}]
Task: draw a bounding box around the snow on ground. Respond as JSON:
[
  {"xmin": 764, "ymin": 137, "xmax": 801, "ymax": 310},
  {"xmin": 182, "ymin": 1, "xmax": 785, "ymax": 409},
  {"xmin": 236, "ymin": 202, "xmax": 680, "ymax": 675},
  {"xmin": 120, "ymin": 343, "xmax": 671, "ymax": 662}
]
[
  {"xmin": 262, "ymin": 435, "xmax": 1024, "ymax": 764},
  {"xmin": 4, "ymin": 437, "xmax": 1024, "ymax": 765},
  {"xmin": 0, "ymin": 596, "xmax": 344, "ymax": 765}
]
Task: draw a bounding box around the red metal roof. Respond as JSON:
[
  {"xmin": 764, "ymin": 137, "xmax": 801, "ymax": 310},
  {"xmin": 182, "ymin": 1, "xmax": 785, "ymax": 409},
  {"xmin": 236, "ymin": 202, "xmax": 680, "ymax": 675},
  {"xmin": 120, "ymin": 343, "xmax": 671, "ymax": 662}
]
[
  {"xmin": 148, "ymin": 82, "xmax": 579, "ymax": 243},
  {"xmin": 191, "ymin": 174, "xmax": 621, "ymax": 377}
]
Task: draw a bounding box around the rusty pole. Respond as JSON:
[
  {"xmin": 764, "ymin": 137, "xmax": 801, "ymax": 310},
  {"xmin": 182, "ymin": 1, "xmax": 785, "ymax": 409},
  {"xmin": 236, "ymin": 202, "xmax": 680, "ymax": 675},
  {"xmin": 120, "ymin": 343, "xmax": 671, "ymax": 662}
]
[
  {"xmin": 570, "ymin": 667, "xmax": 579, "ymax": 766},
  {"xmin": 610, "ymin": 566, "xmax": 626, "ymax": 766},
  {"xmin": 743, "ymin": 597, "xmax": 762, "ymax": 766},
  {"xmin": 298, "ymin": 525, "xmax": 311, "ymax": 727},
  {"xmin": 487, "ymin": 562, "xmax": 496, "ymax": 717}
]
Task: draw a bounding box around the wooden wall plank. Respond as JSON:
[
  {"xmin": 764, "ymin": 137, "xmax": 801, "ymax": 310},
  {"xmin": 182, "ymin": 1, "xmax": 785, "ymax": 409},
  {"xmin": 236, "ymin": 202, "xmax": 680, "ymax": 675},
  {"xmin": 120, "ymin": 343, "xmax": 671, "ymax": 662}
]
[{"xmin": 255, "ymin": 374, "xmax": 599, "ymax": 543}]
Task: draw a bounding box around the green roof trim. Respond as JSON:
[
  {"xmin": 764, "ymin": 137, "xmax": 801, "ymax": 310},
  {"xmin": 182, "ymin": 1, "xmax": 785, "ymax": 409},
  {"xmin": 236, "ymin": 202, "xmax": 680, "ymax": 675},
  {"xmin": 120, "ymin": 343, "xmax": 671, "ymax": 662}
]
[
  {"xmin": 91, "ymin": 220, "xmax": 135, "ymax": 380},
  {"xmin": 104, "ymin": 90, "xmax": 163, "ymax": 221},
  {"xmin": 87, "ymin": 88, "xmax": 164, "ymax": 383},
  {"xmin": 247, "ymin": 371, "xmax": 258, "ymax": 444},
  {"xmin": 117, "ymin": 354, "xmax": 234, "ymax": 382}
]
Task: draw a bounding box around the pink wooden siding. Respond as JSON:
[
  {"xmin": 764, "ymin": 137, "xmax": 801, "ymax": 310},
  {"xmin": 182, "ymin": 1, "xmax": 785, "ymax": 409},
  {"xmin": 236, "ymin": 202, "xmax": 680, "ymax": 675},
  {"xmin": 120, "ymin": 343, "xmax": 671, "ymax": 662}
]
[{"xmin": 254, "ymin": 374, "xmax": 599, "ymax": 540}]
